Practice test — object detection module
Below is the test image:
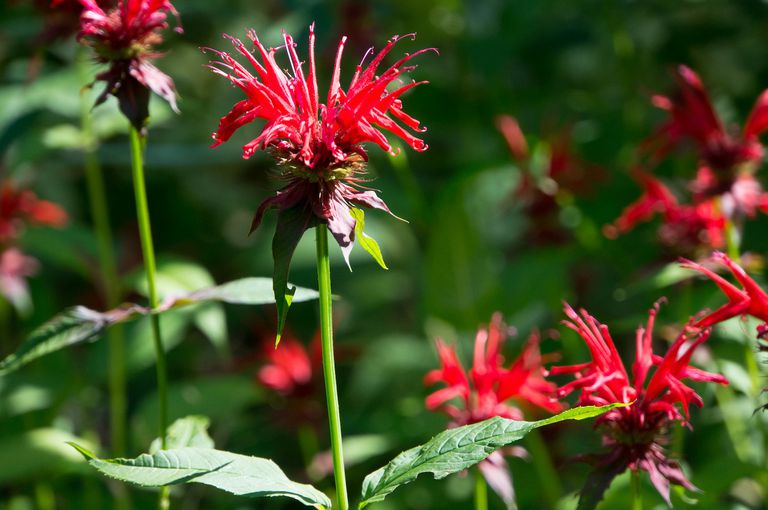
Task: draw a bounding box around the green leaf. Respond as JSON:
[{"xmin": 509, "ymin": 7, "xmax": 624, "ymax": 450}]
[
  {"xmin": 0, "ymin": 305, "xmax": 140, "ymax": 375},
  {"xmin": 0, "ymin": 278, "xmax": 318, "ymax": 376},
  {"xmin": 187, "ymin": 277, "xmax": 319, "ymax": 306},
  {"xmin": 271, "ymin": 206, "xmax": 317, "ymax": 346},
  {"xmin": 149, "ymin": 415, "xmax": 215, "ymax": 454},
  {"xmin": 350, "ymin": 208, "xmax": 388, "ymax": 270},
  {"xmin": 70, "ymin": 445, "xmax": 331, "ymax": 509},
  {"xmin": 358, "ymin": 404, "xmax": 626, "ymax": 508}
]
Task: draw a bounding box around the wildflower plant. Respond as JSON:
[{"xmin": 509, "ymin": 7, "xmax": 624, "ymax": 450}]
[
  {"xmin": 606, "ymin": 66, "xmax": 768, "ymax": 255},
  {"xmin": 551, "ymin": 302, "xmax": 728, "ymax": 508}
]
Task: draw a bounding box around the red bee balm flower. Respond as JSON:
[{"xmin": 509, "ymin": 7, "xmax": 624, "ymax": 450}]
[
  {"xmin": 72, "ymin": 0, "xmax": 181, "ymax": 127},
  {"xmin": 647, "ymin": 65, "xmax": 768, "ymax": 180},
  {"xmin": 607, "ymin": 66, "xmax": 768, "ymax": 253},
  {"xmin": 681, "ymin": 252, "xmax": 768, "ymax": 338},
  {"xmin": 0, "ymin": 182, "xmax": 68, "ymax": 243},
  {"xmin": 205, "ymin": 25, "xmax": 433, "ymax": 263},
  {"xmin": 425, "ymin": 314, "xmax": 561, "ymax": 507},
  {"xmin": 550, "ymin": 303, "xmax": 728, "ymax": 506},
  {"xmin": 425, "ymin": 314, "xmax": 562, "ymax": 425}
]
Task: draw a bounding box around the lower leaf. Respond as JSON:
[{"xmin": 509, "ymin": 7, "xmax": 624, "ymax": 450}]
[
  {"xmin": 70, "ymin": 445, "xmax": 331, "ymax": 509},
  {"xmin": 359, "ymin": 404, "xmax": 626, "ymax": 508}
]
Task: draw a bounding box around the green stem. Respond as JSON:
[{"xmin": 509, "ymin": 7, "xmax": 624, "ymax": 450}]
[
  {"xmin": 79, "ymin": 56, "xmax": 127, "ymax": 458},
  {"xmin": 631, "ymin": 469, "xmax": 642, "ymax": 510},
  {"xmin": 474, "ymin": 468, "xmax": 488, "ymax": 510},
  {"xmin": 129, "ymin": 125, "xmax": 170, "ymax": 510},
  {"xmin": 524, "ymin": 429, "xmax": 561, "ymax": 507},
  {"xmin": 315, "ymin": 224, "xmax": 349, "ymax": 510}
]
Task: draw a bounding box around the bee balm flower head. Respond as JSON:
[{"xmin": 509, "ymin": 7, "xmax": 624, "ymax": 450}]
[
  {"xmin": 205, "ymin": 25, "xmax": 433, "ymax": 264},
  {"xmin": 73, "ymin": 0, "xmax": 181, "ymax": 128},
  {"xmin": 551, "ymin": 302, "xmax": 728, "ymax": 506}
]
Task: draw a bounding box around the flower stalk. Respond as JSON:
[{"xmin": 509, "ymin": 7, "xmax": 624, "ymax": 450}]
[
  {"xmin": 474, "ymin": 468, "xmax": 488, "ymax": 510},
  {"xmin": 315, "ymin": 224, "xmax": 348, "ymax": 510},
  {"xmin": 128, "ymin": 125, "xmax": 170, "ymax": 509},
  {"xmin": 631, "ymin": 470, "xmax": 642, "ymax": 510}
]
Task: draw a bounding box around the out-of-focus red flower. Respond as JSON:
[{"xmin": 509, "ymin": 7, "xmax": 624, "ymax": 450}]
[
  {"xmin": 646, "ymin": 66, "xmax": 768, "ymax": 182},
  {"xmin": 67, "ymin": 0, "xmax": 181, "ymax": 127},
  {"xmin": 205, "ymin": 25, "xmax": 433, "ymax": 263},
  {"xmin": 496, "ymin": 115, "xmax": 602, "ymax": 245},
  {"xmin": 257, "ymin": 333, "xmax": 321, "ymax": 396},
  {"xmin": 0, "ymin": 181, "xmax": 68, "ymax": 243},
  {"xmin": 425, "ymin": 313, "xmax": 561, "ymax": 507},
  {"xmin": 0, "ymin": 248, "xmax": 39, "ymax": 309},
  {"xmin": 605, "ymin": 171, "xmax": 727, "ymax": 251},
  {"xmin": 425, "ymin": 313, "xmax": 562, "ymax": 426},
  {"xmin": 607, "ymin": 66, "xmax": 768, "ymax": 253},
  {"xmin": 681, "ymin": 251, "xmax": 768, "ymax": 338},
  {"xmin": 550, "ymin": 302, "xmax": 728, "ymax": 505}
]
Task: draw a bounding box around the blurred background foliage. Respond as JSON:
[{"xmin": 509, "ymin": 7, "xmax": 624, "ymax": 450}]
[{"xmin": 1, "ymin": 0, "xmax": 768, "ymax": 508}]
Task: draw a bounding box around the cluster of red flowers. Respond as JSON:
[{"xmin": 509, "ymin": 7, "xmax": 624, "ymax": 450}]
[
  {"xmin": 606, "ymin": 66, "xmax": 768, "ymax": 253},
  {"xmin": 206, "ymin": 25, "xmax": 433, "ymax": 264},
  {"xmin": 0, "ymin": 182, "xmax": 67, "ymax": 310},
  {"xmin": 66, "ymin": 0, "xmax": 181, "ymax": 128},
  {"xmin": 497, "ymin": 115, "xmax": 602, "ymax": 245}
]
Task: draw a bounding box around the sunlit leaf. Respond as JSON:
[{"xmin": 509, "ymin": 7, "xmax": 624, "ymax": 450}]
[
  {"xmin": 359, "ymin": 404, "xmax": 626, "ymax": 508},
  {"xmin": 70, "ymin": 445, "xmax": 331, "ymax": 509},
  {"xmin": 149, "ymin": 415, "xmax": 215, "ymax": 454},
  {"xmin": 350, "ymin": 208, "xmax": 388, "ymax": 270}
]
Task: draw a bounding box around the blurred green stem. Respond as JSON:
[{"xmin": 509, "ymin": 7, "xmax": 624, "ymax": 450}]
[
  {"xmin": 474, "ymin": 468, "xmax": 488, "ymax": 510},
  {"xmin": 129, "ymin": 125, "xmax": 170, "ymax": 510},
  {"xmin": 524, "ymin": 429, "xmax": 562, "ymax": 507},
  {"xmin": 631, "ymin": 470, "xmax": 642, "ymax": 510},
  {"xmin": 79, "ymin": 55, "xmax": 127, "ymax": 458},
  {"xmin": 316, "ymin": 224, "xmax": 349, "ymax": 510}
]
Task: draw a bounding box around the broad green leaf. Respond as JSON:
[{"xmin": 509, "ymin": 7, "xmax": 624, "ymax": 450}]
[
  {"xmin": 350, "ymin": 208, "xmax": 388, "ymax": 270},
  {"xmin": 0, "ymin": 278, "xmax": 318, "ymax": 376},
  {"xmin": 149, "ymin": 415, "xmax": 215, "ymax": 454},
  {"xmin": 187, "ymin": 277, "xmax": 319, "ymax": 305},
  {"xmin": 359, "ymin": 404, "xmax": 626, "ymax": 508},
  {"xmin": 70, "ymin": 445, "xmax": 331, "ymax": 509},
  {"xmin": 0, "ymin": 306, "xmax": 140, "ymax": 375},
  {"xmin": 271, "ymin": 206, "xmax": 317, "ymax": 346}
]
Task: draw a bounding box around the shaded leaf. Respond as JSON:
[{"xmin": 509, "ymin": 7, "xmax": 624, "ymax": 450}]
[
  {"xmin": 70, "ymin": 445, "xmax": 331, "ymax": 509},
  {"xmin": 149, "ymin": 415, "xmax": 215, "ymax": 454},
  {"xmin": 0, "ymin": 278, "xmax": 318, "ymax": 376},
  {"xmin": 271, "ymin": 206, "xmax": 317, "ymax": 346},
  {"xmin": 577, "ymin": 456, "xmax": 628, "ymax": 510},
  {"xmin": 359, "ymin": 404, "xmax": 626, "ymax": 508},
  {"xmin": 350, "ymin": 208, "xmax": 388, "ymax": 269}
]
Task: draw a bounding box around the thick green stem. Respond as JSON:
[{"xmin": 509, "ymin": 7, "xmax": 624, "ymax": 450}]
[
  {"xmin": 474, "ymin": 468, "xmax": 488, "ymax": 510},
  {"xmin": 631, "ymin": 470, "xmax": 642, "ymax": 510},
  {"xmin": 315, "ymin": 224, "xmax": 349, "ymax": 510},
  {"xmin": 128, "ymin": 125, "xmax": 170, "ymax": 510},
  {"xmin": 79, "ymin": 62, "xmax": 127, "ymax": 458}
]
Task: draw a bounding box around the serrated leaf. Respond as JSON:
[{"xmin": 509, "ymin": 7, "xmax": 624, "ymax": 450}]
[
  {"xmin": 359, "ymin": 404, "xmax": 626, "ymax": 508},
  {"xmin": 350, "ymin": 208, "xmax": 388, "ymax": 270},
  {"xmin": 70, "ymin": 445, "xmax": 331, "ymax": 509},
  {"xmin": 0, "ymin": 306, "xmax": 140, "ymax": 375},
  {"xmin": 576, "ymin": 457, "xmax": 627, "ymax": 510},
  {"xmin": 149, "ymin": 415, "xmax": 215, "ymax": 454},
  {"xmin": 271, "ymin": 206, "xmax": 317, "ymax": 346},
  {"xmin": 0, "ymin": 278, "xmax": 318, "ymax": 376}
]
